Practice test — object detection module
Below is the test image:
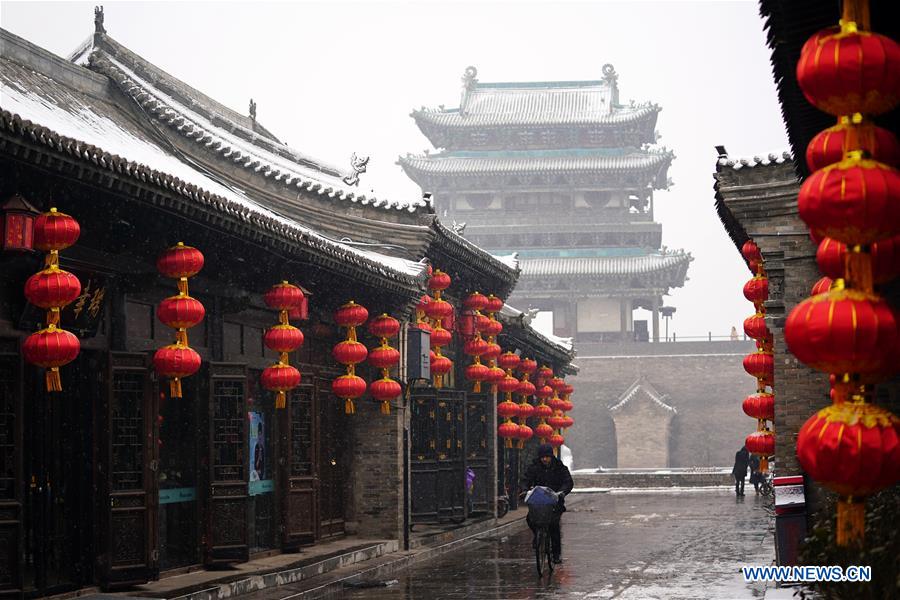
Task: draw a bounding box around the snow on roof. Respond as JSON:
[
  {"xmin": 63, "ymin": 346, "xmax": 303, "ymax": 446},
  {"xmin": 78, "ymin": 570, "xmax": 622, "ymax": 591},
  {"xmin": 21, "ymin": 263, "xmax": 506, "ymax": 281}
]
[
  {"xmin": 609, "ymin": 376, "xmax": 675, "ymax": 414},
  {"xmin": 716, "ymin": 151, "xmax": 793, "ymax": 170},
  {"xmin": 0, "ymin": 57, "xmax": 426, "ymax": 281},
  {"xmin": 91, "ymin": 51, "xmax": 426, "ymax": 212},
  {"xmin": 499, "ymin": 303, "xmax": 576, "ymax": 354},
  {"xmin": 491, "ymin": 252, "xmax": 520, "ymax": 270}
]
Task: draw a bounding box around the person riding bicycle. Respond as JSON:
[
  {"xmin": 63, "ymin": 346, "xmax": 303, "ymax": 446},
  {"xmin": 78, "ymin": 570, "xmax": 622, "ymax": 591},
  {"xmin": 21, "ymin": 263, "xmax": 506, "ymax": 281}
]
[{"xmin": 522, "ymin": 444, "xmax": 574, "ymax": 564}]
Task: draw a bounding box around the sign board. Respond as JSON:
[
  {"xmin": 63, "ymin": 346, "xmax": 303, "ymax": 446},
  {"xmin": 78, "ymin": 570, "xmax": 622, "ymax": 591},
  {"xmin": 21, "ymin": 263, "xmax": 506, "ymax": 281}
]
[{"xmin": 406, "ymin": 326, "xmax": 430, "ymax": 381}]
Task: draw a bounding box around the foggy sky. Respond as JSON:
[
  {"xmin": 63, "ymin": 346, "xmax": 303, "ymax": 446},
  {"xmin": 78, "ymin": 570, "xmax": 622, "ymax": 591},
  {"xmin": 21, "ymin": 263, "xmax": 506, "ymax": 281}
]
[{"xmin": 0, "ymin": 0, "xmax": 790, "ymax": 338}]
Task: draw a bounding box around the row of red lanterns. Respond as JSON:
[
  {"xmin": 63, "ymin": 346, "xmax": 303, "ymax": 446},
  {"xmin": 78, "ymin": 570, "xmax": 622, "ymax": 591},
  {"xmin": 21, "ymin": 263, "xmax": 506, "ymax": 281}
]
[
  {"xmin": 787, "ymin": 0, "xmax": 900, "ymax": 547},
  {"xmin": 739, "ymin": 241, "xmax": 776, "ymax": 467}
]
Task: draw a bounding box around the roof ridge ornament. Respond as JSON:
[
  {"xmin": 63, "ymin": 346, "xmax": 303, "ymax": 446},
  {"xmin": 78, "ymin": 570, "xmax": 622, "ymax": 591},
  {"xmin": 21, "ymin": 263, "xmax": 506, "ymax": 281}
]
[
  {"xmin": 94, "ymin": 5, "xmax": 106, "ymax": 35},
  {"xmin": 602, "ymin": 63, "xmax": 619, "ymax": 108},
  {"xmin": 460, "ymin": 66, "xmax": 478, "ymax": 116},
  {"xmin": 342, "ymin": 153, "xmax": 369, "ymax": 187},
  {"xmin": 249, "ymin": 98, "xmax": 257, "ymax": 124}
]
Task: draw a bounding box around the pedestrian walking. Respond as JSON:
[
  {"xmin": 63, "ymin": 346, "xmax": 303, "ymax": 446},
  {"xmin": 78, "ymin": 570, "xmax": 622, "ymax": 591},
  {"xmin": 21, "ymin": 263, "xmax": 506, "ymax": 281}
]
[
  {"xmin": 749, "ymin": 453, "xmax": 762, "ymax": 494},
  {"xmin": 732, "ymin": 445, "xmax": 750, "ymax": 497},
  {"xmin": 522, "ymin": 444, "xmax": 574, "ymax": 563}
]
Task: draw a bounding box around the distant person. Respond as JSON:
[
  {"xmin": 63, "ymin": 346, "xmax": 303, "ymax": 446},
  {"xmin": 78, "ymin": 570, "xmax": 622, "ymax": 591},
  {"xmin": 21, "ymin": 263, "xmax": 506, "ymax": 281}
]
[
  {"xmin": 732, "ymin": 445, "xmax": 750, "ymax": 497},
  {"xmin": 253, "ymin": 421, "xmax": 265, "ymax": 481},
  {"xmin": 730, "ymin": 326, "xmax": 739, "ymax": 341},
  {"xmin": 749, "ymin": 453, "xmax": 762, "ymax": 494}
]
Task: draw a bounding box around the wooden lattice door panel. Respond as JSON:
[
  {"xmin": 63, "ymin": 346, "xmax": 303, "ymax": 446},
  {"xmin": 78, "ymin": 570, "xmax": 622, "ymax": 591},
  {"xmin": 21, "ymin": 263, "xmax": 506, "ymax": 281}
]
[
  {"xmin": 465, "ymin": 394, "xmax": 490, "ymax": 513},
  {"xmin": 97, "ymin": 352, "xmax": 156, "ymax": 589},
  {"xmin": 436, "ymin": 390, "xmax": 465, "ymax": 520},
  {"xmin": 205, "ymin": 363, "xmax": 249, "ymax": 564},
  {"xmin": 279, "ymin": 383, "xmax": 316, "ymax": 549},
  {"xmin": 317, "ymin": 378, "xmax": 346, "ymax": 539},
  {"xmin": 409, "ymin": 391, "xmax": 438, "ymax": 522},
  {"xmin": 0, "ymin": 351, "xmax": 23, "ymax": 596}
]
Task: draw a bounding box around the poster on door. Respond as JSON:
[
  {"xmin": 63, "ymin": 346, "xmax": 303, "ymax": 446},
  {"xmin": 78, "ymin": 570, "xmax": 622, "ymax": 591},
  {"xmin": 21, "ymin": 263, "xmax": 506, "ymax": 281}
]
[{"xmin": 249, "ymin": 411, "xmax": 272, "ymax": 494}]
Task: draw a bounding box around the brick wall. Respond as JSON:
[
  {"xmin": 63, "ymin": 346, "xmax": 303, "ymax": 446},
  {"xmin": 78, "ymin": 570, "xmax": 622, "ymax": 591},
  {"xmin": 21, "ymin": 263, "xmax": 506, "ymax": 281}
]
[
  {"xmin": 566, "ymin": 342, "xmax": 755, "ymax": 469},
  {"xmin": 345, "ymin": 398, "xmax": 404, "ymax": 540}
]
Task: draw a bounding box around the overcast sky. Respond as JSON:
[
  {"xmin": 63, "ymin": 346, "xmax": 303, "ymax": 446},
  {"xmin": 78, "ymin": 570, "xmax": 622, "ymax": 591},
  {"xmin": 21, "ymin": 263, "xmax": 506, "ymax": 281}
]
[{"xmin": 1, "ymin": 0, "xmax": 789, "ymax": 338}]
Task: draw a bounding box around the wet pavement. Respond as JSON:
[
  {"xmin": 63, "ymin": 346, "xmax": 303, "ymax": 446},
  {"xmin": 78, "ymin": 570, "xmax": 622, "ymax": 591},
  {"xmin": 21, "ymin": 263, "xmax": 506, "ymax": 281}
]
[{"xmin": 266, "ymin": 489, "xmax": 773, "ymax": 599}]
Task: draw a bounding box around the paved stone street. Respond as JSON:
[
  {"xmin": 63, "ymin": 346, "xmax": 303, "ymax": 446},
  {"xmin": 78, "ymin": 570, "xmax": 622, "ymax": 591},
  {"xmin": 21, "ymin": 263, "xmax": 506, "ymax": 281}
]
[{"xmin": 255, "ymin": 489, "xmax": 774, "ymax": 599}]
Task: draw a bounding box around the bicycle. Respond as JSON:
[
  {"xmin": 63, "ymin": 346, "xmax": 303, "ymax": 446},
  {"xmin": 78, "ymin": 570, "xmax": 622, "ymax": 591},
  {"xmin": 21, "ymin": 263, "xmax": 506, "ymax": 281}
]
[{"xmin": 525, "ymin": 487, "xmax": 559, "ymax": 577}]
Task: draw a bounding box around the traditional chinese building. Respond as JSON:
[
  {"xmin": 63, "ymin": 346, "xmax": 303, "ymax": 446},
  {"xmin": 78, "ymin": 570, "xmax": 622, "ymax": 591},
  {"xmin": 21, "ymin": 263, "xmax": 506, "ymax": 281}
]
[
  {"xmin": 400, "ymin": 65, "xmax": 692, "ymax": 342},
  {"xmin": 0, "ymin": 17, "xmax": 576, "ymax": 595}
]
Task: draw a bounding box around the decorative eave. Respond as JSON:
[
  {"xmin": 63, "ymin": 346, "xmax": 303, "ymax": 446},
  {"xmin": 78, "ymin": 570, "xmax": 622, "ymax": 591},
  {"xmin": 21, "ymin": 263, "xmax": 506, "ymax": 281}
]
[
  {"xmin": 758, "ymin": 0, "xmax": 898, "ymax": 179},
  {"xmin": 427, "ymin": 216, "xmax": 520, "ymax": 299},
  {"xmin": 398, "ymin": 148, "xmax": 674, "ymax": 192},
  {"xmin": 713, "ymin": 149, "xmax": 799, "ymax": 258},
  {"xmin": 84, "ymin": 33, "xmax": 428, "ymax": 214},
  {"xmin": 497, "ymin": 304, "xmax": 577, "ymax": 372},
  {"xmin": 609, "ymin": 376, "xmax": 676, "ymax": 415}
]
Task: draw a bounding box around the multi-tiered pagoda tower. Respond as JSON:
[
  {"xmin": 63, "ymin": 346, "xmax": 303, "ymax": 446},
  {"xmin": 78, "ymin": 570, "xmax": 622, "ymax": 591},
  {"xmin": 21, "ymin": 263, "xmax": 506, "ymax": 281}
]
[{"xmin": 400, "ymin": 65, "xmax": 691, "ymax": 342}]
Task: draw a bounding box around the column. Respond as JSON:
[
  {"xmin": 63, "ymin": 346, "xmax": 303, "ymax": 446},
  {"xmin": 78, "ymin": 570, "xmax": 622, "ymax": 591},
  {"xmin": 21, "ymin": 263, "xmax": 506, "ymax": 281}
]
[{"xmin": 651, "ymin": 296, "xmax": 660, "ymax": 343}]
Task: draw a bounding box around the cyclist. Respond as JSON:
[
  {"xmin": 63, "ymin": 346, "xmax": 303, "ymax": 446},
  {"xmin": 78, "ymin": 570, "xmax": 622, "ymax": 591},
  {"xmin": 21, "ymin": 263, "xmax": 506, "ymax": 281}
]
[{"xmin": 522, "ymin": 444, "xmax": 573, "ymax": 564}]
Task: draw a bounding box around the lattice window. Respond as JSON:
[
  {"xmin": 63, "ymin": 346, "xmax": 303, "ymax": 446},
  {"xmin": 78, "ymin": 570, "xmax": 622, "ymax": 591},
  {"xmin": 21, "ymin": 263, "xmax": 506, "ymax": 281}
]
[
  {"xmin": 111, "ymin": 371, "xmax": 144, "ymax": 491},
  {"xmin": 213, "ymin": 380, "xmax": 245, "ymax": 482},
  {"xmin": 289, "ymin": 391, "xmax": 313, "ymax": 476},
  {"xmin": 0, "ymin": 356, "xmax": 16, "ymax": 500}
]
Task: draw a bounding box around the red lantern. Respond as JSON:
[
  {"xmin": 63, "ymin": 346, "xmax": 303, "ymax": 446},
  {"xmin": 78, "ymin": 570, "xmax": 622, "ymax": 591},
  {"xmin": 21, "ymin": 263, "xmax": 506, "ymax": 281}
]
[
  {"xmin": 465, "ymin": 363, "xmax": 490, "ymax": 391},
  {"xmin": 369, "ymin": 377, "xmax": 402, "ymax": 414},
  {"xmin": 741, "ymin": 240, "xmax": 762, "ymax": 272},
  {"xmin": 416, "ymin": 294, "xmax": 431, "ymax": 313},
  {"xmin": 811, "ymin": 276, "xmax": 834, "ymax": 295},
  {"xmin": 335, "ymin": 301, "xmax": 369, "ymax": 328},
  {"xmin": 153, "ymin": 343, "xmax": 201, "ymax": 398},
  {"xmin": 430, "ymin": 355, "xmax": 453, "ymax": 378},
  {"xmin": 498, "ymin": 352, "xmax": 520, "ymax": 372},
  {"xmin": 742, "ymin": 392, "xmax": 775, "ymax": 421},
  {"xmin": 560, "ymin": 399, "xmax": 574, "ymax": 413},
  {"xmin": 817, "ymin": 236, "xmax": 900, "ymax": 284},
  {"xmin": 332, "ymin": 374, "xmax": 367, "ymax": 414},
  {"xmin": 485, "ymin": 294, "xmax": 504, "ymax": 314},
  {"xmin": 785, "ymin": 287, "xmax": 898, "ymax": 377},
  {"xmin": 156, "ymin": 242, "xmax": 204, "ymax": 280},
  {"xmin": 482, "ymin": 318, "xmax": 503, "ymax": 337},
  {"xmin": 796, "ymin": 24, "xmax": 900, "ymax": 117},
  {"xmin": 261, "ymin": 363, "xmax": 301, "ymax": 408},
  {"xmin": 463, "ymin": 291, "xmax": 488, "ymax": 312},
  {"xmin": 536, "ymin": 385, "xmax": 553, "ymax": 401},
  {"xmin": 743, "ymin": 313, "xmax": 769, "ymax": 342},
  {"xmin": 264, "ymin": 281, "xmax": 304, "ymax": 311},
  {"xmin": 498, "ymin": 421, "xmax": 521, "ymax": 448},
  {"xmin": 797, "ymin": 402, "xmax": 900, "ymax": 545},
  {"xmin": 368, "ymin": 345, "xmax": 400, "ymax": 370},
  {"xmin": 368, "ymin": 314, "xmax": 400, "ymax": 339},
  {"xmin": 517, "ymin": 379, "xmax": 536, "ymax": 397},
  {"xmin": 519, "ymin": 358, "xmax": 538, "ymax": 375},
  {"xmin": 23, "ymin": 325, "xmax": 80, "ymax": 392},
  {"xmin": 745, "ymin": 430, "xmax": 775, "ymax": 456},
  {"xmin": 428, "ymin": 269, "xmax": 451, "ymax": 292},
  {"xmin": 424, "ymin": 298, "xmax": 453, "ymax": 321},
  {"xmin": 486, "ymin": 366, "xmax": 506, "ymax": 386},
  {"xmin": 25, "ymin": 267, "xmax": 81, "ymax": 314},
  {"xmin": 333, "ymin": 340, "xmax": 368, "ymax": 365},
  {"xmin": 518, "ymin": 400, "xmax": 535, "ymax": 419},
  {"xmin": 806, "ymin": 118, "xmax": 900, "ymax": 172},
  {"xmin": 798, "ymin": 155, "xmax": 900, "ymax": 246},
  {"xmin": 483, "ymin": 342, "xmax": 501, "ymax": 361},
  {"xmin": 1, "ymin": 194, "xmax": 37, "ymax": 252},
  {"xmin": 464, "ymin": 337, "xmax": 489, "ymax": 357},
  {"xmin": 548, "ymin": 433, "xmax": 564, "ymax": 448},
  {"xmin": 548, "ymin": 411, "xmax": 567, "ymax": 430},
  {"xmin": 517, "ymin": 424, "xmax": 534, "ymax": 443},
  {"xmin": 549, "ymin": 394, "xmax": 565, "ymax": 412},
  {"xmin": 33, "ymin": 208, "xmax": 80, "ymax": 254},
  {"xmin": 548, "ymin": 377, "xmax": 565, "ymax": 391},
  {"xmin": 537, "ymin": 366, "xmax": 554, "ymax": 381},
  {"xmin": 743, "ymin": 275, "xmax": 769, "ymax": 306},
  {"xmin": 535, "ymin": 423, "xmax": 554, "ymax": 441},
  {"xmin": 743, "ymin": 351, "xmax": 774, "ymax": 384},
  {"xmin": 816, "ymin": 237, "xmax": 846, "ymax": 279},
  {"xmin": 498, "ymin": 399, "xmax": 520, "ymax": 419},
  {"xmin": 264, "ymin": 324, "xmax": 304, "ymax": 354},
  {"xmin": 498, "ymin": 375, "xmax": 520, "ymax": 395},
  {"xmin": 430, "ymin": 326, "xmax": 452, "ymax": 348},
  {"xmin": 534, "ymin": 402, "xmax": 553, "ymax": 420},
  {"xmin": 158, "ymin": 295, "xmax": 206, "ymax": 331},
  {"xmin": 561, "ymin": 415, "xmax": 574, "ymax": 429}
]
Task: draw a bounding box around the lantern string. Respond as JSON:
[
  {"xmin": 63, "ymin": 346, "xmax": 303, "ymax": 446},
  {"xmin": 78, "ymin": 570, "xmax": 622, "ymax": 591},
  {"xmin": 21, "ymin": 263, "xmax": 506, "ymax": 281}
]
[
  {"xmin": 837, "ymin": 497, "xmax": 866, "ymax": 546},
  {"xmin": 841, "ymin": 0, "xmax": 870, "ymax": 32}
]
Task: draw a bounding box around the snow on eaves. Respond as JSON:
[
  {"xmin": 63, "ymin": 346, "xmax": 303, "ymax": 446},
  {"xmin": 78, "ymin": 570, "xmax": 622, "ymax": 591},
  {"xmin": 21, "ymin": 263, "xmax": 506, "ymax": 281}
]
[
  {"xmin": 492, "ymin": 252, "xmax": 520, "ymax": 270},
  {"xmin": 0, "ymin": 71, "xmax": 426, "ymax": 281},
  {"xmin": 499, "ymin": 303, "xmax": 575, "ymax": 355},
  {"xmin": 716, "ymin": 151, "xmax": 793, "ymax": 170},
  {"xmin": 91, "ymin": 52, "xmax": 426, "ymax": 212},
  {"xmin": 609, "ymin": 378, "xmax": 676, "ymax": 414}
]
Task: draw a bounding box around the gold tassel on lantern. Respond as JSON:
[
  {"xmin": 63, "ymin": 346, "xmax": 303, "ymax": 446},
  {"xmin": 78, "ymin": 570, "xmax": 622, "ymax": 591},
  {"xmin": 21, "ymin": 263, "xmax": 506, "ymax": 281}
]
[
  {"xmin": 276, "ymin": 390, "xmax": 286, "ymax": 410},
  {"xmin": 170, "ymin": 377, "xmax": 182, "ymax": 399},
  {"xmin": 837, "ymin": 497, "xmax": 865, "ymax": 547},
  {"xmin": 46, "ymin": 367, "xmax": 62, "ymax": 392}
]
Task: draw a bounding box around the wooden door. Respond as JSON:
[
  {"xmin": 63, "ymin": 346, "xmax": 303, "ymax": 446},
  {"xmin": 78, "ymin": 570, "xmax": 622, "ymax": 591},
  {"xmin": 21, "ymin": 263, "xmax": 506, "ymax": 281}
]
[
  {"xmin": 317, "ymin": 377, "xmax": 345, "ymax": 539},
  {"xmin": 410, "ymin": 390, "xmax": 438, "ymax": 523},
  {"xmin": 279, "ymin": 382, "xmax": 316, "ymax": 549},
  {"xmin": 465, "ymin": 393, "xmax": 490, "ymax": 515},
  {"xmin": 96, "ymin": 352, "xmax": 157, "ymax": 588},
  {"xmin": 436, "ymin": 390, "xmax": 465, "ymax": 521},
  {"xmin": 0, "ymin": 350, "xmax": 23, "ymax": 597},
  {"xmin": 204, "ymin": 363, "xmax": 249, "ymax": 564}
]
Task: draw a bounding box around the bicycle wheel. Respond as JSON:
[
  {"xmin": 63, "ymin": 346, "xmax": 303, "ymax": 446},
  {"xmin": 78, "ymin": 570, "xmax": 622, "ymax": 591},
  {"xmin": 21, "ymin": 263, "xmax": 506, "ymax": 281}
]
[
  {"xmin": 535, "ymin": 528, "xmax": 547, "ymax": 577},
  {"xmin": 545, "ymin": 528, "xmax": 555, "ymax": 575},
  {"xmin": 497, "ymin": 498, "xmax": 509, "ymax": 519}
]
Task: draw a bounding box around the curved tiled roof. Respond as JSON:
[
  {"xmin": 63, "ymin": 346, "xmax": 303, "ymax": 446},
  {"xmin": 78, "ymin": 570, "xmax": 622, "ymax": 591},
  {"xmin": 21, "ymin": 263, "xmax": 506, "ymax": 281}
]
[
  {"xmin": 520, "ymin": 253, "xmax": 692, "ymax": 279},
  {"xmin": 716, "ymin": 151, "xmax": 793, "ymax": 170},
  {"xmin": 413, "ymin": 102, "xmax": 660, "ymax": 129},
  {"xmin": 86, "ymin": 36, "xmax": 426, "ymax": 212},
  {"xmin": 400, "ymin": 148, "xmax": 674, "ymax": 178}
]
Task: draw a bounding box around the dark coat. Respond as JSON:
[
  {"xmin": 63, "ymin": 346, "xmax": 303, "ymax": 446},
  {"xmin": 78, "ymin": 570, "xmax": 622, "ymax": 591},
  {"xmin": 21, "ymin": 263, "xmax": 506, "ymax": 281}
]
[
  {"xmin": 733, "ymin": 447, "xmax": 750, "ymax": 479},
  {"xmin": 522, "ymin": 456, "xmax": 574, "ymax": 511}
]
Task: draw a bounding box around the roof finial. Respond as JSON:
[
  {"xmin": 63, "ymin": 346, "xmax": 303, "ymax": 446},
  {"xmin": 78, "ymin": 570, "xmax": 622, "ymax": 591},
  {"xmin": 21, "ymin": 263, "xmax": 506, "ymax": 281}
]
[
  {"xmin": 342, "ymin": 153, "xmax": 370, "ymax": 187},
  {"xmin": 602, "ymin": 63, "xmax": 619, "ymax": 107},
  {"xmin": 460, "ymin": 66, "xmax": 478, "ymax": 116},
  {"xmin": 249, "ymin": 98, "xmax": 257, "ymax": 123},
  {"xmin": 94, "ymin": 5, "xmax": 106, "ymax": 35}
]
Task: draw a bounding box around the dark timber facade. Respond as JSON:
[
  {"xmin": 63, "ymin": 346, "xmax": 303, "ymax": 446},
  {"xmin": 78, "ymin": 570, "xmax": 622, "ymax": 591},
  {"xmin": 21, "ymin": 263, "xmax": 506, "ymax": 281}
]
[{"xmin": 400, "ymin": 65, "xmax": 691, "ymax": 343}]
